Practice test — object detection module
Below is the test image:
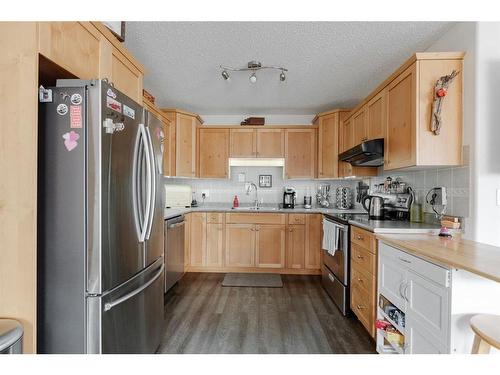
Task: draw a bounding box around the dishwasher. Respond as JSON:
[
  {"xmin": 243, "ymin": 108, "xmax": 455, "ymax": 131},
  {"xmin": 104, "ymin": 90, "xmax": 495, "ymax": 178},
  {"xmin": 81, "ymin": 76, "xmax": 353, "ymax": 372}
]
[{"xmin": 164, "ymin": 215, "xmax": 185, "ymax": 293}]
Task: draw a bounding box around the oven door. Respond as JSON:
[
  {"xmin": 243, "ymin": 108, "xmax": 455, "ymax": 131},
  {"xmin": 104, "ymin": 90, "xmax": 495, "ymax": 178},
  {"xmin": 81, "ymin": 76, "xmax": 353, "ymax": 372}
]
[{"xmin": 322, "ymin": 218, "xmax": 349, "ymax": 285}]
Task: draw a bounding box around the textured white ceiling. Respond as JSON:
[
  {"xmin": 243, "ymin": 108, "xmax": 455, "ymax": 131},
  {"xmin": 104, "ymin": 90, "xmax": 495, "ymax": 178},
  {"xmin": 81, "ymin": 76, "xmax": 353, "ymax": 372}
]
[{"xmin": 125, "ymin": 22, "xmax": 454, "ymax": 115}]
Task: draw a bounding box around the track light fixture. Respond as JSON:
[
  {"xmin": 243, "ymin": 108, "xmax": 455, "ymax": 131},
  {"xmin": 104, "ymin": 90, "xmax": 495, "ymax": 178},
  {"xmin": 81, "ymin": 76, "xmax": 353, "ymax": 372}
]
[
  {"xmin": 219, "ymin": 60, "xmax": 288, "ymax": 83},
  {"xmin": 221, "ymin": 70, "xmax": 230, "ymax": 80}
]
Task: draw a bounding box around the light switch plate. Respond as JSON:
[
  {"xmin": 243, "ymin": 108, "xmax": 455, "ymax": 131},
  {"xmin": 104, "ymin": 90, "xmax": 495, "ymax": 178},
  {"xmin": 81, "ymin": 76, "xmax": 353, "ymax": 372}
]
[{"xmin": 238, "ymin": 172, "xmax": 246, "ymax": 182}]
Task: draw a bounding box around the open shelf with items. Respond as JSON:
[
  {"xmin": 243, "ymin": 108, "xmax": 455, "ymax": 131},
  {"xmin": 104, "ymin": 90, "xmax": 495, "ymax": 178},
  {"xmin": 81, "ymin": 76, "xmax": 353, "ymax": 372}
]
[{"xmin": 376, "ymin": 294, "xmax": 406, "ymax": 354}]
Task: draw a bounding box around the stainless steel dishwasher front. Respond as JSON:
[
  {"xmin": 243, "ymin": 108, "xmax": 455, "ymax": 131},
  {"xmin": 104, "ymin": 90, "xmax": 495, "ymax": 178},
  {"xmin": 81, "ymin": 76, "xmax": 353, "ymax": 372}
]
[{"xmin": 164, "ymin": 215, "xmax": 185, "ymax": 293}]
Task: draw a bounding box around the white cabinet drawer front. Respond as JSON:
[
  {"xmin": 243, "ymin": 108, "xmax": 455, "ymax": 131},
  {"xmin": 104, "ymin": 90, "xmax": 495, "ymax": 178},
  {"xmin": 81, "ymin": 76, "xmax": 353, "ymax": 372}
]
[
  {"xmin": 379, "ymin": 253, "xmax": 407, "ymax": 311},
  {"xmin": 407, "ymin": 270, "xmax": 450, "ymax": 345},
  {"xmin": 379, "ymin": 242, "xmax": 450, "ymax": 287}
]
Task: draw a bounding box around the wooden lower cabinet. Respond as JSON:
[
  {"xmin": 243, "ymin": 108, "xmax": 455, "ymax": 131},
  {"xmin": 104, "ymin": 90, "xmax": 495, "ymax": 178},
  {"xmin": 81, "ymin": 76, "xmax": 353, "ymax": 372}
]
[
  {"xmin": 206, "ymin": 223, "xmax": 224, "ymax": 267},
  {"xmin": 350, "ymin": 226, "xmax": 377, "ymax": 338},
  {"xmin": 255, "ymin": 225, "xmax": 286, "ymax": 268},
  {"xmin": 185, "ymin": 212, "xmax": 321, "ymax": 274},
  {"xmin": 184, "ymin": 213, "xmax": 191, "ymax": 268},
  {"xmin": 286, "ymin": 225, "xmax": 306, "ymax": 269},
  {"xmin": 225, "ymin": 224, "xmax": 255, "ymax": 267}
]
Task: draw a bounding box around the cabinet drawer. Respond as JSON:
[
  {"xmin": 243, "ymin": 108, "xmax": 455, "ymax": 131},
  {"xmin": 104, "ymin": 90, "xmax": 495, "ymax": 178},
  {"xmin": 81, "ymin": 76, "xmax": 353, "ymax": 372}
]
[
  {"xmin": 351, "ymin": 264, "xmax": 375, "ymax": 297},
  {"xmin": 288, "ymin": 214, "xmax": 306, "ymax": 225},
  {"xmin": 206, "ymin": 212, "xmax": 224, "ymax": 224},
  {"xmin": 351, "ymin": 226, "xmax": 376, "ymax": 254},
  {"xmin": 351, "ymin": 243, "xmax": 376, "ymax": 275},
  {"xmin": 351, "ymin": 282, "xmax": 374, "ymax": 336},
  {"xmin": 379, "ymin": 242, "xmax": 450, "ymax": 287},
  {"xmin": 226, "ymin": 213, "xmax": 285, "ymax": 225}
]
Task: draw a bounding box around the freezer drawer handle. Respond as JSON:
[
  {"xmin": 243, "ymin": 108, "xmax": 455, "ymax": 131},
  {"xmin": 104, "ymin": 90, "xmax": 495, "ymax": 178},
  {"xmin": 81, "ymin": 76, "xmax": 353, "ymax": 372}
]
[{"xmin": 103, "ymin": 263, "xmax": 164, "ymax": 312}]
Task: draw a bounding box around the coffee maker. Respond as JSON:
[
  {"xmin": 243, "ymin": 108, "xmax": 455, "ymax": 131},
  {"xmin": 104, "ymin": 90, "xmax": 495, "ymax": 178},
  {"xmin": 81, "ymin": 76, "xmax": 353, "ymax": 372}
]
[{"xmin": 283, "ymin": 187, "xmax": 296, "ymax": 209}]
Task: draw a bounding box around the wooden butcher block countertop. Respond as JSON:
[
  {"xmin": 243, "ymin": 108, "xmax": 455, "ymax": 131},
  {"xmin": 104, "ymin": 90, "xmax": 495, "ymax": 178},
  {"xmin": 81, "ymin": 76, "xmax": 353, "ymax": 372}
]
[{"xmin": 376, "ymin": 234, "xmax": 500, "ymax": 283}]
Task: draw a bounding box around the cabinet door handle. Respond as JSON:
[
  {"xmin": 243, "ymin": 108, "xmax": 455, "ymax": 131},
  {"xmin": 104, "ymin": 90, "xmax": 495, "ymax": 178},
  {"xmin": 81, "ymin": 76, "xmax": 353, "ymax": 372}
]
[
  {"xmin": 357, "ymin": 278, "xmax": 363, "ymax": 283},
  {"xmin": 356, "ymin": 235, "xmax": 364, "ymax": 240},
  {"xmin": 356, "ymin": 255, "xmax": 364, "ymax": 259},
  {"xmin": 356, "ymin": 304, "xmax": 366, "ymax": 310},
  {"xmin": 403, "ymin": 284, "xmax": 410, "ymax": 302},
  {"xmin": 399, "ymin": 282, "xmax": 406, "ymax": 299},
  {"xmin": 399, "ymin": 257, "xmax": 411, "ymax": 264}
]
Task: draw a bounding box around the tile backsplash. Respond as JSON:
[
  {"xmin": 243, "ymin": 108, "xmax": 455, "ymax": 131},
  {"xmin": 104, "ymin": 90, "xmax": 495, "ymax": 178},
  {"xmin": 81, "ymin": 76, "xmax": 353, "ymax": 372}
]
[
  {"xmin": 370, "ymin": 165, "xmax": 471, "ymax": 218},
  {"xmin": 164, "ymin": 166, "xmax": 360, "ymax": 207}
]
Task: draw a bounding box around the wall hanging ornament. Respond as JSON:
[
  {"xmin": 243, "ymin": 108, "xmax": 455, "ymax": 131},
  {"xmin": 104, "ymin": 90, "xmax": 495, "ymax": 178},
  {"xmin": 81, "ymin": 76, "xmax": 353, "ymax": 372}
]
[{"xmin": 431, "ymin": 70, "xmax": 459, "ymax": 135}]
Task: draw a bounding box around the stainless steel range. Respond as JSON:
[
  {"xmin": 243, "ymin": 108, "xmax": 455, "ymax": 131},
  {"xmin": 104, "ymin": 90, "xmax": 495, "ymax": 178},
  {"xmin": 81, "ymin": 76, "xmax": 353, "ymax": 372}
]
[{"xmin": 321, "ymin": 212, "xmax": 368, "ymax": 315}]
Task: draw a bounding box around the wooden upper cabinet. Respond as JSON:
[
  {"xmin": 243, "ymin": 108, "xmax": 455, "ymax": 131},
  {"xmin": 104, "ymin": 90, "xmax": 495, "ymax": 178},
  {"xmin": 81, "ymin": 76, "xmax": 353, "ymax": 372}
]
[
  {"xmin": 230, "ymin": 129, "xmax": 256, "ymax": 157},
  {"xmin": 225, "ymin": 224, "xmax": 255, "ymax": 268},
  {"xmin": 256, "ymin": 129, "xmax": 284, "ymax": 157},
  {"xmin": 38, "ymin": 22, "xmax": 101, "ymax": 80},
  {"xmin": 255, "ymin": 225, "xmax": 286, "ymax": 268},
  {"xmin": 163, "ymin": 109, "xmax": 203, "ymax": 177},
  {"xmin": 284, "ymin": 129, "xmax": 316, "ymax": 179},
  {"xmin": 317, "ymin": 113, "xmax": 339, "ymax": 178},
  {"xmin": 340, "ymin": 116, "xmax": 354, "ymax": 153},
  {"xmin": 352, "ymin": 107, "xmax": 368, "ymax": 146},
  {"xmin": 386, "ymin": 64, "xmax": 416, "ymax": 170},
  {"xmin": 286, "ymin": 225, "xmax": 306, "ymax": 269},
  {"xmin": 109, "ymin": 46, "xmax": 143, "ymax": 102},
  {"xmin": 230, "ymin": 128, "xmax": 284, "ymax": 158},
  {"xmin": 198, "ymin": 128, "xmax": 229, "ymax": 178},
  {"xmin": 367, "ymin": 90, "xmax": 386, "ymax": 141}
]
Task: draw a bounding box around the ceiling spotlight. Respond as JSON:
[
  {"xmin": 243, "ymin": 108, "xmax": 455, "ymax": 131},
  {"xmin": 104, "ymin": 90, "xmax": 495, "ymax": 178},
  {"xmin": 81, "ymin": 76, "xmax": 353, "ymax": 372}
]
[
  {"xmin": 279, "ymin": 71, "xmax": 286, "ymax": 82},
  {"xmin": 249, "ymin": 73, "xmax": 257, "ymax": 84},
  {"xmin": 221, "ymin": 70, "xmax": 230, "ymax": 80}
]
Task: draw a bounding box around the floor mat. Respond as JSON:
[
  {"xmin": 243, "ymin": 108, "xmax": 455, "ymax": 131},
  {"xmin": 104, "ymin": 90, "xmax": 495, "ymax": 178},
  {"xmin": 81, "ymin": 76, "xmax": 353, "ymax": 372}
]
[{"xmin": 221, "ymin": 273, "xmax": 283, "ymax": 288}]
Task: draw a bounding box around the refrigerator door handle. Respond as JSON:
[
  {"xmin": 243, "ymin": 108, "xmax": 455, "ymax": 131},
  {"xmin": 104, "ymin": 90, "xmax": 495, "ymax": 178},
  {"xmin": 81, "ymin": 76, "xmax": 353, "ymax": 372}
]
[
  {"xmin": 132, "ymin": 125, "xmax": 143, "ymax": 241},
  {"xmin": 144, "ymin": 127, "xmax": 155, "ymax": 240},
  {"xmin": 138, "ymin": 123, "xmax": 152, "ymax": 243},
  {"xmin": 103, "ymin": 263, "xmax": 164, "ymax": 312}
]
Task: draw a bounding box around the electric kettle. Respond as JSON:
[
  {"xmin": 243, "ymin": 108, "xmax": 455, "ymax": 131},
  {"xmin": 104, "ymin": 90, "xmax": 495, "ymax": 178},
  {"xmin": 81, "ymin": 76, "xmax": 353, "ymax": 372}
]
[{"xmin": 362, "ymin": 195, "xmax": 385, "ymax": 220}]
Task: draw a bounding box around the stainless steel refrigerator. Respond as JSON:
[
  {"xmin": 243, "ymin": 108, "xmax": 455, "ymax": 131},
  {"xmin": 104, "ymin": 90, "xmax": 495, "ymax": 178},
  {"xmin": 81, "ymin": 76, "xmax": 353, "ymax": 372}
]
[{"xmin": 38, "ymin": 79, "xmax": 165, "ymax": 353}]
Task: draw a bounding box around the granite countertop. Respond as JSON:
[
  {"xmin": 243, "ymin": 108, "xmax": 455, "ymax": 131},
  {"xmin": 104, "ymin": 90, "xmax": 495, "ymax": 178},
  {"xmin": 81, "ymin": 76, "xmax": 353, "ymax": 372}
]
[
  {"xmin": 164, "ymin": 203, "xmax": 366, "ymax": 220},
  {"xmin": 376, "ymin": 233, "xmax": 500, "ymax": 283}
]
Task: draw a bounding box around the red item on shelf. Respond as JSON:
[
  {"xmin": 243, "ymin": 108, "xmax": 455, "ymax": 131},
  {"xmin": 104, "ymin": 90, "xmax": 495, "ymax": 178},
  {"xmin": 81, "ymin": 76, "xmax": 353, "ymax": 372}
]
[
  {"xmin": 233, "ymin": 195, "xmax": 239, "ymax": 208},
  {"xmin": 375, "ymin": 319, "xmax": 392, "ymax": 330},
  {"xmin": 436, "ymin": 88, "xmax": 447, "ymax": 97}
]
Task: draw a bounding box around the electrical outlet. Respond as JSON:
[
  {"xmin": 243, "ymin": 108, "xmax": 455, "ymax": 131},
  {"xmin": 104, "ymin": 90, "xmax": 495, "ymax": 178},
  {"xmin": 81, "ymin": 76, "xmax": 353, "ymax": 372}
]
[
  {"xmin": 238, "ymin": 172, "xmax": 246, "ymax": 182},
  {"xmin": 428, "ymin": 186, "xmax": 447, "ymax": 206},
  {"xmin": 201, "ymin": 190, "xmax": 209, "ymax": 199}
]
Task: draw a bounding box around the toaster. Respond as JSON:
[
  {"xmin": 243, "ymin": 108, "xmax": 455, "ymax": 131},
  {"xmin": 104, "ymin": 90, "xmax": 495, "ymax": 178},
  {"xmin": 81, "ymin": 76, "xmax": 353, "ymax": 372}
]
[{"xmin": 164, "ymin": 184, "xmax": 192, "ymax": 208}]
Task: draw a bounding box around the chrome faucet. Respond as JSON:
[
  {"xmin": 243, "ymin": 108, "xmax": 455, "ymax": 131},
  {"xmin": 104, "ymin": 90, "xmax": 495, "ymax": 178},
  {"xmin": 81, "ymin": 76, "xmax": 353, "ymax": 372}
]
[{"xmin": 245, "ymin": 182, "xmax": 259, "ymax": 208}]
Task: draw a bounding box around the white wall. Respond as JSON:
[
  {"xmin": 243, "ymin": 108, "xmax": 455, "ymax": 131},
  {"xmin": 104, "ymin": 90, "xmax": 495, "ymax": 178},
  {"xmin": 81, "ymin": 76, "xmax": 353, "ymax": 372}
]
[{"xmin": 426, "ymin": 22, "xmax": 500, "ymax": 246}]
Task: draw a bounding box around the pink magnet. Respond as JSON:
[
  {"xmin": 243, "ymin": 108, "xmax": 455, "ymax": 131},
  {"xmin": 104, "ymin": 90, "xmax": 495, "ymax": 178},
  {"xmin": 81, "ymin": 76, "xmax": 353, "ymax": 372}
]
[{"xmin": 62, "ymin": 130, "xmax": 80, "ymax": 151}]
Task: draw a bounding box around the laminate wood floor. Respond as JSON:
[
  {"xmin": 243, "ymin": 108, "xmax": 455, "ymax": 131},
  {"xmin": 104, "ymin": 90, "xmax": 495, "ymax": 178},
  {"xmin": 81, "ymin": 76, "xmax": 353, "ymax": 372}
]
[{"xmin": 159, "ymin": 272, "xmax": 376, "ymax": 354}]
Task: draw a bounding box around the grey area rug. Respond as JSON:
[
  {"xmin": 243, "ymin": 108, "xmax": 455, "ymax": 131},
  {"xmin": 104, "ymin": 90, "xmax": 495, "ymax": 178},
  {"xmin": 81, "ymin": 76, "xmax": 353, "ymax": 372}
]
[{"xmin": 221, "ymin": 273, "xmax": 283, "ymax": 288}]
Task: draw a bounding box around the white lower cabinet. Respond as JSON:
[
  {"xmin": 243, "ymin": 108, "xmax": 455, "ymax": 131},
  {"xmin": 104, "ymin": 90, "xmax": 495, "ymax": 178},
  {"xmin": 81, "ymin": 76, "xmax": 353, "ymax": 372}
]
[{"xmin": 378, "ymin": 242, "xmax": 451, "ymax": 354}]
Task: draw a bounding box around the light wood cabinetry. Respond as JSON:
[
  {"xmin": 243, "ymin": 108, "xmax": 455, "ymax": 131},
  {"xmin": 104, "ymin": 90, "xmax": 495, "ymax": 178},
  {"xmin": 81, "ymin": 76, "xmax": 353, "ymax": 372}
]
[
  {"xmin": 350, "ymin": 226, "xmax": 377, "ymax": 338},
  {"xmin": 229, "ymin": 128, "xmax": 284, "ymax": 157},
  {"xmin": 284, "ymin": 129, "xmax": 316, "ymax": 179},
  {"xmin": 315, "ymin": 110, "xmax": 350, "ymax": 179},
  {"xmin": 255, "ymin": 225, "xmax": 286, "ymax": 268},
  {"xmin": 162, "ymin": 109, "xmax": 203, "ymax": 177},
  {"xmin": 230, "ymin": 129, "xmax": 256, "ymax": 157},
  {"xmin": 256, "ymin": 129, "xmax": 284, "ymax": 157},
  {"xmin": 108, "ymin": 46, "xmax": 143, "ymax": 102},
  {"xmin": 367, "ymin": 90, "xmax": 386, "ymax": 141},
  {"xmin": 305, "ymin": 214, "xmax": 322, "ymax": 270},
  {"xmin": 286, "ymin": 225, "xmax": 306, "ymax": 269},
  {"xmin": 225, "ymin": 224, "xmax": 256, "ymax": 268},
  {"xmin": 352, "ymin": 107, "xmax": 368, "ymax": 145},
  {"xmin": 184, "ymin": 213, "xmax": 191, "ymax": 268},
  {"xmin": 189, "ymin": 213, "xmax": 206, "ymax": 267},
  {"xmin": 206, "ymin": 222, "xmax": 224, "ymax": 267},
  {"xmin": 198, "ymin": 128, "xmax": 229, "ymax": 178}
]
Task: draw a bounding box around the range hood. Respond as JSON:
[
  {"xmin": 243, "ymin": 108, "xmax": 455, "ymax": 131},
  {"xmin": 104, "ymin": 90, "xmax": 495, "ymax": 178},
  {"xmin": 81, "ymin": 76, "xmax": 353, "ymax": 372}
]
[{"xmin": 338, "ymin": 138, "xmax": 384, "ymax": 167}]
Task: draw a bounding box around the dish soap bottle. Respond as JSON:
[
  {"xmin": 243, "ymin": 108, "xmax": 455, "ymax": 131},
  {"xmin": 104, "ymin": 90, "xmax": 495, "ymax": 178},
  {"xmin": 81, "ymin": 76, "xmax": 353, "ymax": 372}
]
[
  {"xmin": 233, "ymin": 195, "xmax": 239, "ymax": 208},
  {"xmin": 410, "ymin": 191, "xmax": 423, "ymax": 223}
]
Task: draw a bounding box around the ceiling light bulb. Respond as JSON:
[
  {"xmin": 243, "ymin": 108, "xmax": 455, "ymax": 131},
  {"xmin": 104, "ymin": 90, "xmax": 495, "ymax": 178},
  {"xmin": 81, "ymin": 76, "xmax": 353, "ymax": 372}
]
[
  {"xmin": 221, "ymin": 70, "xmax": 230, "ymax": 80},
  {"xmin": 249, "ymin": 73, "xmax": 257, "ymax": 84},
  {"xmin": 280, "ymin": 71, "xmax": 286, "ymax": 82}
]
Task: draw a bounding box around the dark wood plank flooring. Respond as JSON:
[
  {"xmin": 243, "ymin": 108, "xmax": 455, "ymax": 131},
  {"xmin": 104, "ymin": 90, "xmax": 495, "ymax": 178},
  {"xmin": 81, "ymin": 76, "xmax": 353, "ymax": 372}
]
[{"xmin": 159, "ymin": 273, "xmax": 376, "ymax": 354}]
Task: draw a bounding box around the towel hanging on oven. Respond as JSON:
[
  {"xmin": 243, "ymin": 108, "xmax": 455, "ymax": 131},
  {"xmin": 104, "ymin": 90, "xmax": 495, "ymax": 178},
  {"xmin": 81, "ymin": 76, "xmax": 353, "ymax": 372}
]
[{"xmin": 322, "ymin": 219, "xmax": 337, "ymax": 256}]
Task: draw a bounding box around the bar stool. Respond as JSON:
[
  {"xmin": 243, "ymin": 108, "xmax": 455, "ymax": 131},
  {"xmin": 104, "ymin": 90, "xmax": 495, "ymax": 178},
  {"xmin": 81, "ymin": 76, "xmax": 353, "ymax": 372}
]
[{"xmin": 470, "ymin": 314, "xmax": 500, "ymax": 354}]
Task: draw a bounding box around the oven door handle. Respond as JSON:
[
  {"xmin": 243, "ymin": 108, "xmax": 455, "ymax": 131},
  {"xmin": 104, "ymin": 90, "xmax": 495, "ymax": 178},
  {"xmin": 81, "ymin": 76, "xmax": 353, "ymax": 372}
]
[{"xmin": 334, "ymin": 225, "xmax": 341, "ymax": 252}]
